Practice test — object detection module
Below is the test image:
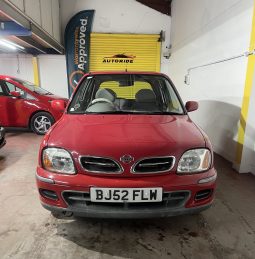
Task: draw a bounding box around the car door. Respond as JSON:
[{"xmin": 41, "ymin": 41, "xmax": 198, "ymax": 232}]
[
  {"xmin": 0, "ymin": 80, "xmax": 14, "ymax": 127},
  {"xmin": 0, "ymin": 80, "xmax": 36, "ymax": 127}
]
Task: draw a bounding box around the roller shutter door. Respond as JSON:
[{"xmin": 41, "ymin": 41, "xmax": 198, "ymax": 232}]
[{"xmin": 90, "ymin": 33, "xmax": 161, "ymax": 72}]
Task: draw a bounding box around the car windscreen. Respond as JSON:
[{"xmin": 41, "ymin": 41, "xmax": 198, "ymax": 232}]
[
  {"xmin": 68, "ymin": 74, "xmax": 185, "ymax": 115},
  {"xmin": 13, "ymin": 79, "xmax": 52, "ymax": 95}
]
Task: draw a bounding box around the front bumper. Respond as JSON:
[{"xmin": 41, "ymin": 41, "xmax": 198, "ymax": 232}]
[
  {"xmin": 36, "ymin": 167, "xmax": 217, "ymax": 218},
  {"xmin": 41, "ymin": 201, "xmax": 212, "ymax": 219}
]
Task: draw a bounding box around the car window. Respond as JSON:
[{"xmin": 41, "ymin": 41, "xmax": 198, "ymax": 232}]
[
  {"xmin": 12, "ymin": 79, "xmax": 52, "ymax": 95},
  {"xmin": 68, "ymin": 74, "xmax": 184, "ymax": 115},
  {"xmin": 0, "ymin": 84, "xmax": 5, "ymax": 96},
  {"xmin": 100, "ymin": 81, "xmax": 152, "ymax": 99},
  {"xmin": 159, "ymin": 80, "xmax": 184, "ymax": 114},
  {"xmin": 5, "ymin": 82, "xmax": 16, "ymax": 92},
  {"xmin": 6, "ymin": 81, "xmax": 29, "ymax": 99}
]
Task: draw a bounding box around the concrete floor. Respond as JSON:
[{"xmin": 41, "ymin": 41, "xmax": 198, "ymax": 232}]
[{"xmin": 0, "ymin": 132, "xmax": 255, "ymax": 259}]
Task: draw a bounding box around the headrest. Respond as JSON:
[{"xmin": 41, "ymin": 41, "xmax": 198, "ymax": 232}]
[
  {"xmin": 135, "ymin": 89, "xmax": 156, "ymax": 103},
  {"xmin": 95, "ymin": 88, "xmax": 115, "ymax": 102},
  {"xmin": 104, "ymin": 88, "xmax": 117, "ymax": 99}
]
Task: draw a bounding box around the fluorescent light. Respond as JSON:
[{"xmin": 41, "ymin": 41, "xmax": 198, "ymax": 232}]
[
  {"xmin": 1, "ymin": 39, "xmax": 25, "ymax": 50},
  {"xmin": 0, "ymin": 40, "xmax": 17, "ymax": 50}
]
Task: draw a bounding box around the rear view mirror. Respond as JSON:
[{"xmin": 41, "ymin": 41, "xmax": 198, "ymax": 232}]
[
  {"xmin": 10, "ymin": 91, "xmax": 21, "ymax": 98},
  {"xmin": 119, "ymin": 79, "xmax": 134, "ymax": 87},
  {"xmin": 185, "ymin": 101, "xmax": 198, "ymax": 112},
  {"xmin": 51, "ymin": 100, "xmax": 66, "ymax": 112}
]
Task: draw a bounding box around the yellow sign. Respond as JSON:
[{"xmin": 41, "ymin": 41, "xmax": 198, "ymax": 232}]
[{"xmin": 90, "ymin": 33, "xmax": 161, "ymax": 72}]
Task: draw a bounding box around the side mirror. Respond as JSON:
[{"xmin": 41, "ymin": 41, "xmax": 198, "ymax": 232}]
[
  {"xmin": 51, "ymin": 100, "xmax": 66, "ymax": 112},
  {"xmin": 185, "ymin": 101, "xmax": 198, "ymax": 112},
  {"xmin": 10, "ymin": 91, "xmax": 21, "ymax": 98}
]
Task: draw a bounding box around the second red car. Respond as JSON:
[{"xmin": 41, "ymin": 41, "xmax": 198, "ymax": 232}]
[{"xmin": 0, "ymin": 75, "xmax": 68, "ymax": 134}]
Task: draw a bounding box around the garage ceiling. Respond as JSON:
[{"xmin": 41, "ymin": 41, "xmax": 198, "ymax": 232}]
[
  {"xmin": 0, "ymin": 0, "xmax": 64, "ymax": 54},
  {"xmin": 136, "ymin": 0, "xmax": 172, "ymax": 15},
  {"xmin": 0, "ymin": 0, "xmax": 172, "ymax": 55}
]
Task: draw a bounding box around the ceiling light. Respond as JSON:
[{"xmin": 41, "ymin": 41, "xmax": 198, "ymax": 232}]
[
  {"xmin": 2, "ymin": 39, "xmax": 25, "ymax": 50},
  {"xmin": 0, "ymin": 39, "xmax": 17, "ymax": 50}
]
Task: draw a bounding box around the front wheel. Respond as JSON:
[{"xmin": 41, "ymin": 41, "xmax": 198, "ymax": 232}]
[{"xmin": 30, "ymin": 112, "xmax": 55, "ymax": 135}]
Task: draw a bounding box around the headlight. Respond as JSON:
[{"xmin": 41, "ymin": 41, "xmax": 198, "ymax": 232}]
[
  {"xmin": 42, "ymin": 148, "xmax": 75, "ymax": 174},
  {"xmin": 177, "ymin": 149, "xmax": 211, "ymax": 173}
]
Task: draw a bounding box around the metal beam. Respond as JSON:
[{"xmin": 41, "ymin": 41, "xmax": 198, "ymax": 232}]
[
  {"xmin": 31, "ymin": 24, "xmax": 64, "ymax": 54},
  {"xmin": 0, "ymin": 0, "xmax": 64, "ymax": 54},
  {"xmin": 16, "ymin": 36, "xmax": 47, "ymax": 54},
  {"xmin": 0, "ymin": 0, "xmax": 30, "ymax": 28},
  {"xmin": 0, "ymin": 21, "xmax": 32, "ymax": 36}
]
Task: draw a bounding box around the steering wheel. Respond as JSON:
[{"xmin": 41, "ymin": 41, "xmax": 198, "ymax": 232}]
[{"xmin": 87, "ymin": 98, "xmax": 114, "ymax": 109}]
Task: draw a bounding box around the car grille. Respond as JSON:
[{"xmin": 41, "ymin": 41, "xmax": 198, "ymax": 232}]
[
  {"xmin": 62, "ymin": 191, "xmax": 190, "ymax": 210},
  {"xmin": 79, "ymin": 156, "xmax": 123, "ymax": 173},
  {"xmin": 132, "ymin": 157, "xmax": 175, "ymax": 173}
]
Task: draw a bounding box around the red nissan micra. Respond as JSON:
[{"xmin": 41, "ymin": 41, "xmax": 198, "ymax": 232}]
[
  {"xmin": 0, "ymin": 75, "xmax": 68, "ymax": 135},
  {"xmin": 36, "ymin": 72, "xmax": 217, "ymax": 218}
]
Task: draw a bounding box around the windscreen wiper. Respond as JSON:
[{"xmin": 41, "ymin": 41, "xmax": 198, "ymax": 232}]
[
  {"xmin": 146, "ymin": 111, "xmax": 183, "ymax": 115},
  {"xmin": 85, "ymin": 111, "xmax": 133, "ymax": 114},
  {"xmin": 84, "ymin": 111, "xmax": 183, "ymax": 115}
]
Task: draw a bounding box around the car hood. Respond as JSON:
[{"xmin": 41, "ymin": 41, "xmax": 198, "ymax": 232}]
[
  {"xmin": 47, "ymin": 114, "xmax": 205, "ymax": 162},
  {"xmin": 39, "ymin": 94, "xmax": 68, "ymax": 102}
]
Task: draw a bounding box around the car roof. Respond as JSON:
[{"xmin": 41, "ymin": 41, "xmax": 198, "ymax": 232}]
[
  {"xmin": 0, "ymin": 71, "xmax": 169, "ymax": 83},
  {"xmin": 0, "ymin": 75, "xmax": 21, "ymax": 81},
  {"xmin": 0, "ymin": 75, "xmax": 15, "ymax": 79},
  {"xmin": 0, "ymin": 71, "xmax": 167, "ymax": 80}
]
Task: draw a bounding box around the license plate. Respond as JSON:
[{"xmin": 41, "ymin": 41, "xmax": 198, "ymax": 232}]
[{"xmin": 90, "ymin": 187, "xmax": 162, "ymax": 203}]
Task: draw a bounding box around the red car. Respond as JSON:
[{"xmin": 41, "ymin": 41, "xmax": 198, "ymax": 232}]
[
  {"xmin": 36, "ymin": 71, "xmax": 217, "ymax": 218},
  {"xmin": 0, "ymin": 75, "xmax": 67, "ymax": 135}
]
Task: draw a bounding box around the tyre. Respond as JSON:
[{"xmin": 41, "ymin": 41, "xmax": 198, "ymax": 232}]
[{"xmin": 30, "ymin": 112, "xmax": 55, "ymax": 135}]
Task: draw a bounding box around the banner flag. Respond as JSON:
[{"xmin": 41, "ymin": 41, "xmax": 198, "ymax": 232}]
[{"xmin": 64, "ymin": 10, "xmax": 95, "ymax": 96}]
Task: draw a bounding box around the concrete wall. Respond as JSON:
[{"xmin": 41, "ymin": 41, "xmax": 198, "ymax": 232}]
[
  {"xmin": 169, "ymin": 0, "xmax": 254, "ymax": 165},
  {"xmin": 60, "ymin": 0, "xmax": 172, "ymax": 74}
]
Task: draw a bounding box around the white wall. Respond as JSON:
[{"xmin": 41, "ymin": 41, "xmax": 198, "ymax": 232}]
[
  {"xmin": 60, "ymin": 0, "xmax": 171, "ymax": 74},
  {"xmin": 0, "ymin": 54, "xmax": 34, "ymax": 82},
  {"xmin": 0, "ymin": 54, "xmax": 69, "ymax": 98},
  {"xmin": 169, "ymin": 0, "xmax": 254, "ymax": 165},
  {"xmin": 38, "ymin": 55, "xmax": 68, "ymax": 97}
]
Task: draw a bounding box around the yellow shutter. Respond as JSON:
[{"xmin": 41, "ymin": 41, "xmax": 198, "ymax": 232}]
[{"xmin": 90, "ymin": 33, "xmax": 161, "ymax": 72}]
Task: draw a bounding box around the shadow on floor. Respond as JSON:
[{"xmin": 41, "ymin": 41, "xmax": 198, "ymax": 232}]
[{"xmin": 55, "ymin": 214, "xmax": 205, "ymax": 258}]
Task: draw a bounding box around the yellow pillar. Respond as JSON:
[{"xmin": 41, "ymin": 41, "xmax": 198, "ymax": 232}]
[
  {"xmin": 32, "ymin": 56, "xmax": 40, "ymax": 86},
  {"xmin": 236, "ymin": 0, "xmax": 255, "ymax": 164}
]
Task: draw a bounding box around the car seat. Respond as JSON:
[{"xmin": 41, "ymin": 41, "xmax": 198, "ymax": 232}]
[
  {"xmin": 95, "ymin": 88, "xmax": 116, "ymax": 103},
  {"xmin": 134, "ymin": 89, "xmax": 159, "ymax": 111}
]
